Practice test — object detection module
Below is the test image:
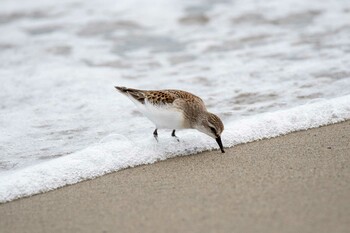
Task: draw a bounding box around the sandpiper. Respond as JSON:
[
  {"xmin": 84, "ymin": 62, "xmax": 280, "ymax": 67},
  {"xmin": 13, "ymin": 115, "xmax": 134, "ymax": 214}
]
[{"xmin": 115, "ymin": 86, "xmax": 225, "ymax": 153}]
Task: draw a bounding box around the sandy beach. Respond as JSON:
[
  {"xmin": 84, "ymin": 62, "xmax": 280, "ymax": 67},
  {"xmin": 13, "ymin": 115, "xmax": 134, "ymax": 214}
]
[{"xmin": 1, "ymin": 121, "xmax": 349, "ymax": 233}]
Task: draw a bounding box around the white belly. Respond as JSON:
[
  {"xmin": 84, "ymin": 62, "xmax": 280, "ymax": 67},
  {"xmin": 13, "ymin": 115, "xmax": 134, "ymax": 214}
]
[{"xmin": 134, "ymin": 100, "xmax": 186, "ymax": 129}]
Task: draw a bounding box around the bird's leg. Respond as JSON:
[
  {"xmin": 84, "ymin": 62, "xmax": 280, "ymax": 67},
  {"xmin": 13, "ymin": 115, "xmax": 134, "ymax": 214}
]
[
  {"xmin": 153, "ymin": 128, "xmax": 158, "ymax": 142},
  {"xmin": 171, "ymin": 129, "xmax": 180, "ymax": 142}
]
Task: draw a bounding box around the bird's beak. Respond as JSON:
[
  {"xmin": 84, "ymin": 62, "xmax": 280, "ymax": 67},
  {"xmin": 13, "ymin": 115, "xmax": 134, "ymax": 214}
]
[{"xmin": 215, "ymin": 136, "xmax": 225, "ymax": 153}]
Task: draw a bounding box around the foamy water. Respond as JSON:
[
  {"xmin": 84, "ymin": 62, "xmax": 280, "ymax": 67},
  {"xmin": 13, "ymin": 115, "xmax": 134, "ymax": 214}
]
[{"xmin": 1, "ymin": 0, "xmax": 350, "ymax": 202}]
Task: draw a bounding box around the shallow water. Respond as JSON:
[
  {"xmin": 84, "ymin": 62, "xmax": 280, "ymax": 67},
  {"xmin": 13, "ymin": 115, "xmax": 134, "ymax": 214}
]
[{"xmin": 0, "ymin": 0, "xmax": 350, "ymax": 202}]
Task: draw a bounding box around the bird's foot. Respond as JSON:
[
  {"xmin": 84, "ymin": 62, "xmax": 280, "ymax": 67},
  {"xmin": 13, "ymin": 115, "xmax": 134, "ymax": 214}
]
[
  {"xmin": 171, "ymin": 130, "xmax": 180, "ymax": 142},
  {"xmin": 153, "ymin": 129, "xmax": 159, "ymax": 143}
]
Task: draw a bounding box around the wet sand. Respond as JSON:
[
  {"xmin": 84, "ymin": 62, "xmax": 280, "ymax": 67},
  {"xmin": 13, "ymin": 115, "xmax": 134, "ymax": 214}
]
[{"xmin": 0, "ymin": 121, "xmax": 349, "ymax": 233}]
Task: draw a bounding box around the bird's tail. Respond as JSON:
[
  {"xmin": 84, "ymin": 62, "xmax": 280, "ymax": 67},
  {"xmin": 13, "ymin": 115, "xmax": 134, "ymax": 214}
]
[
  {"xmin": 115, "ymin": 86, "xmax": 133, "ymax": 93},
  {"xmin": 114, "ymin": 86, "xmax": 145, "ymax": 104}
]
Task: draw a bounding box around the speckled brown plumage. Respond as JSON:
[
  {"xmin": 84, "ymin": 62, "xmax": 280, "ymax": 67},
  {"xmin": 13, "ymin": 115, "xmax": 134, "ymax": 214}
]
[{"xmin": 115, "ymin": 86, "xmax": 204, "ymax": 106}]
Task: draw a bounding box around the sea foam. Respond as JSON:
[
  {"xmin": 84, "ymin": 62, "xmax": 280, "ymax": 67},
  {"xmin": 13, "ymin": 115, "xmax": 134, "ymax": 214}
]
[{"xmin": 1, "ymin": 95, "xmax": 349, "ymax": 203}]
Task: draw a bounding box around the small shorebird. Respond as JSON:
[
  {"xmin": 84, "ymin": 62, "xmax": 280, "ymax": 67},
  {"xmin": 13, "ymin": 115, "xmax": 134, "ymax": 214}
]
[{"xmin": 115, "ymin": 86, "xmax": 225, "ymax": 153}]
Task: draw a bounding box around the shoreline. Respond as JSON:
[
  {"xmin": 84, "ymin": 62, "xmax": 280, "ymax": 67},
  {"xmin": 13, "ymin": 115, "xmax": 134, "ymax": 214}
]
[
  {"xmin": 1, "ymin": 121, "xmax": 350, "ymax": 233},
  {"xmin": 1, "ymin": 94, "xmax": 350, "ymax": 203}
]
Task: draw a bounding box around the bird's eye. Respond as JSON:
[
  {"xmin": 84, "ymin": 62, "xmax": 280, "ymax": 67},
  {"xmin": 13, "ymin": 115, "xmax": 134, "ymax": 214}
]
[{"xmin": 209, "ymin": 126, "xmax": 216, "ymax": 134}]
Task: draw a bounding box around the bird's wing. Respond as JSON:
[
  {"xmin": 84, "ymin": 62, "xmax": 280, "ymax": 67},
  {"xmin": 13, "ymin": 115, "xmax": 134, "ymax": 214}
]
[
  {"xmin": 115, "ymin": 87, "xmax": 205, "ymax": 108},
  {"xmin": 165, "ymin": 90, "xmax": 205, "ymax": 104}
]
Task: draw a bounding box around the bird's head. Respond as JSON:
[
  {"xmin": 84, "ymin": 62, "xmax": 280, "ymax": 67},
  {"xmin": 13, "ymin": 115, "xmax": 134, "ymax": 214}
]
[{"xmin": 195, "ymin": 112, "xmax": 225, "ymax": 153}]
